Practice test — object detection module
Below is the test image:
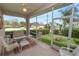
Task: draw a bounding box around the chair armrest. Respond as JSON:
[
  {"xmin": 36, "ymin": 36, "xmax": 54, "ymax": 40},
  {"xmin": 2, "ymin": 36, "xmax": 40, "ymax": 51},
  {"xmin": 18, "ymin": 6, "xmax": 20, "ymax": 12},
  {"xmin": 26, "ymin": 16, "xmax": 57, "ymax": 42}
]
[{"xmin": 9, "ymin": 39, "xmax": 17, "ymax": 44}]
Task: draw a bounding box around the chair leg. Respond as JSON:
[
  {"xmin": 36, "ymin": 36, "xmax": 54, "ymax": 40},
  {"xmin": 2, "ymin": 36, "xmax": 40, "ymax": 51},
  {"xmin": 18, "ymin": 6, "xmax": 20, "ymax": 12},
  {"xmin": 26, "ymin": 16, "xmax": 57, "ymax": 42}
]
[
  {"xmin": 16, "ymin": 45, "xmax": 21, "ymax": 53},
  {"xmin": 20, "ymin": 46, "xmax": 22, "ymax": 51},
  {"xmin": 17, "ymin": 46, "xmax": 21, "ymax": 52},
  {"xmin": 2, "ymin": 48, "xmax": 5, "ymax": 56}
]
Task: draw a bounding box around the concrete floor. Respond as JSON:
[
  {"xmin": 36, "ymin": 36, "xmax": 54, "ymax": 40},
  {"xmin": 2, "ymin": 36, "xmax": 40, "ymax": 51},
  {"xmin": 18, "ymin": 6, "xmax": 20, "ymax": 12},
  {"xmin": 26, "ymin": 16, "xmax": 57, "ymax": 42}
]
[{"xmin": 10, "ymin": 38, "xmax": 59, "ymax": 56}]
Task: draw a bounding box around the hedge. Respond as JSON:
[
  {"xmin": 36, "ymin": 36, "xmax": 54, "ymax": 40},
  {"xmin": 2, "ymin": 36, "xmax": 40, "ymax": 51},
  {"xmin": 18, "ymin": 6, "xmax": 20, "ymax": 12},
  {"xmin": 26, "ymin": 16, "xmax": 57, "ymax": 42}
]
[
  {"xmin": 53, "ymin": 29, "xmax": 59, "ymax": 34},
  {"xmin": 72, "ymin": 29, "xmax": 79, "ymax": 38},
  {"xmin": 38, "ymin": 29, "xmax": 50, "ymax": 35},
  {"xmin": 40, "ymin": 36, "xmax": 51, "ymax": 45},
  {"xmin": 62, "ymin": 28, "xmax": 79, "ymax": 38},
  {"xmin": 73, "ymin": 38, "xmax": 79, "ymax": 45},
  {"xmin": 40, "ymin": 36, "xmax": 77, "ymax": 49},
  {"xmin": 5, "ymin": 30, "xmax": 26, "ymax": 35},
  {"xmin": 62, "ymin": 29, "xmax": 68, "ymax": 36},
  {"xmin": 30, "ymin": 29, "xmax": 50, "ymax": 36}
]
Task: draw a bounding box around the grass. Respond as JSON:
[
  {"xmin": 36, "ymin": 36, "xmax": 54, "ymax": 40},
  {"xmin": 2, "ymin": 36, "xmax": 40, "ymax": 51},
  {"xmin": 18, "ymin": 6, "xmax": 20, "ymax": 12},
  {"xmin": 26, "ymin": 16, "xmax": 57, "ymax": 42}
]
[
  {"xmin": 40, "ymin": 36, "xmax": 51, "ymax": 45},
  {"xmin": 40, "ymin": 33, "xmax": 78, "ymax": 49}
]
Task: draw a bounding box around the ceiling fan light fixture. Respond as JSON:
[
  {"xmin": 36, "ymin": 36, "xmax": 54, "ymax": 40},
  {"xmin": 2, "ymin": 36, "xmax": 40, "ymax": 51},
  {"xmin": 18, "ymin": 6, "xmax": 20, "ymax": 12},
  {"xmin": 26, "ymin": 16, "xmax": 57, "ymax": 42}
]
[{"xmin": 23, "ymin": 8, "xmax": 27, "ymax": 12}]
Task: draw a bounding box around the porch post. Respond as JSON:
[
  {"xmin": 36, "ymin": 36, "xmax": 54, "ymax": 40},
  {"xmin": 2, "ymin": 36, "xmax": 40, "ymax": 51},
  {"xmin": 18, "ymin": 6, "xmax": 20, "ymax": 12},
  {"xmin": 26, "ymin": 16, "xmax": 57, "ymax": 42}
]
[
  {"xmin": 51, "ymin": 8, "xmax": 54, "ymax": 46},
  {"xmin": 67, "ymin": 4, "xmax": 74, "ymax": 48},
  {"xmin": 47, "ymin": 13, "xmax": 48, "ymax": 27},
  {"xmin": 26, "ymin": 17, "xmax": 30, "ymax": 36},
  {"xmin": 36, "ymin": 16, "xmax": 38, "ymax": 39}
]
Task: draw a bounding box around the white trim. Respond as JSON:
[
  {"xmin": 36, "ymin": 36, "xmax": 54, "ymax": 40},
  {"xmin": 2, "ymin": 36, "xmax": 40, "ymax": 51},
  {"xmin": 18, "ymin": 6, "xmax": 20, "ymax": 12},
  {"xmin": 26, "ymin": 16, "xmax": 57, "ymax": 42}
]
[
  {"xmin": 36, "ymin": 16, "xmax": 38, "ymax": 39},
  {"xmin": 26, "ymin": 18, "xmax": 30, "ymax": 36},
  {"xmin": 67, "ymin": 4, "xmax": 74, "ymax": 48},
  {"xmin": 51, "ymin": 8, "xmax": 54, "ymax": 46},
  {"xmin": 47, "ymin": 13, "xmax": 48, "ymax": 27},
  {"xmin": 52, "ymin": 15, "xmax": 71, "ymax": 20}
]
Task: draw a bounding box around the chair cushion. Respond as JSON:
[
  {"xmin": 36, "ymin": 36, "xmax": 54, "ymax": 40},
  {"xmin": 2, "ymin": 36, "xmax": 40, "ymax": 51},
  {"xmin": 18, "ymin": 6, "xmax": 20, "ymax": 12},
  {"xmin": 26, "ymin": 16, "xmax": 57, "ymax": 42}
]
[
  {"xmin": 14, "ymin": 36, "xmax": 26, "ymax": 40},
  {"xmin": 5, "ymin": 42, "xmax": 19, "ymax": 52},
  {"xmin": 0, "ymin": 37, "xmax": 3, "ymax": 54},
  {"xmin": 20, "ymin": 39, "xmax": 29, "ymax": 47}
]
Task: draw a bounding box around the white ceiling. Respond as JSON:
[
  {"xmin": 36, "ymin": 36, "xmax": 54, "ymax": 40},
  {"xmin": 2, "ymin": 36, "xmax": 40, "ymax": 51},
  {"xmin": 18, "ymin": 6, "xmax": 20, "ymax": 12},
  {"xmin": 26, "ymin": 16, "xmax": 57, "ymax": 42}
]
[
  {"xmin": 0, "ymin": 3, "xmax": 46, "ymax": 15},
  {"xmin": 0, "ymin": 3, "xmax": 70, "ymax": 18}
]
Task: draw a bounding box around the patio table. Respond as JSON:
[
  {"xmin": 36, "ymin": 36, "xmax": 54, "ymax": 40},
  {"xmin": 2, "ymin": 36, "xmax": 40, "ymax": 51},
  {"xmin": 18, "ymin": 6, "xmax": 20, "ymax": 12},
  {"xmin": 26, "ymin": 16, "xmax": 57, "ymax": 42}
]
[
  {"xmin": 13, "ymin": 36, "xmax": 27, "ymax": 43},
  {"xmin": 13, "ymin": 36, "xmax": 30, "ymax": 50}
]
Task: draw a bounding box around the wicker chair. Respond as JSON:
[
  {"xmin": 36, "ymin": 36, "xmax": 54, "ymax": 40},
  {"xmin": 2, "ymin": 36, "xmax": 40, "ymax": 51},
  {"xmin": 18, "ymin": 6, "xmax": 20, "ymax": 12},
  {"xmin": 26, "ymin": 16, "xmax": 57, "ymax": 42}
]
[{"xmin": 0, "ymin": 37, "xmax": 20, "ymax": 55}]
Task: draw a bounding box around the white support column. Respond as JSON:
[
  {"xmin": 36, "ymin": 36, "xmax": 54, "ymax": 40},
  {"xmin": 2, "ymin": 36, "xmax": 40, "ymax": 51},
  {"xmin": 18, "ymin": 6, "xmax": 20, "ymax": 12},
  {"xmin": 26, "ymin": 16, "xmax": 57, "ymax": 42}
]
[
  {"xmin": 67, "ymin": 4, "xmax": 74, "ymax": 48},
  {"xmin": 47, "ymin": 13, "xmax": 48, "ymax": 27},
  {"xmin": 51, "ymin": 8, "xmax": 54, "ymax": 46},
  {"xmin": 36, "ymin": 16, "xmax": 38, "ymax": 39},
  {"xmin": 26, "ymin": 17, "xmax": 30, "ymax": 36}
]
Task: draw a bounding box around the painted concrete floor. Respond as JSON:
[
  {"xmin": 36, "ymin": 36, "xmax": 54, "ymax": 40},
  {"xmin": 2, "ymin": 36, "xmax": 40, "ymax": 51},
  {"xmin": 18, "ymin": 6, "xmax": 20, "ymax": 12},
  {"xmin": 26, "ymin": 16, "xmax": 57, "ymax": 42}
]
[{"xmin": 10, "ymin": 38, "xmax": 59, "ymax": 56}]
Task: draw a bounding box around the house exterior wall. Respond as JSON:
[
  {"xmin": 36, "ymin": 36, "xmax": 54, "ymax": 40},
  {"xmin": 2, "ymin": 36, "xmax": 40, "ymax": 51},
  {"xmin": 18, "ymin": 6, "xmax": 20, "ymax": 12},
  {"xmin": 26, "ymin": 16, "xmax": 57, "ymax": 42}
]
[
  {"xmin": 73, "ymin": 22, "xmax": 79, "ymax": 27},
  {"xmin": 72, "ymin": 21, "xmax": 79, "ymax": 28},
  {"xmin": 0, "ymin": 8, "xmax": 5, "ymax": 37},
  {"xmin": 31, "ymin": 25, "xmax": 45, "ymax": 29},
  {"xmin": 0, "ymin": 8, "xmax": 5, "ymax": 54}
]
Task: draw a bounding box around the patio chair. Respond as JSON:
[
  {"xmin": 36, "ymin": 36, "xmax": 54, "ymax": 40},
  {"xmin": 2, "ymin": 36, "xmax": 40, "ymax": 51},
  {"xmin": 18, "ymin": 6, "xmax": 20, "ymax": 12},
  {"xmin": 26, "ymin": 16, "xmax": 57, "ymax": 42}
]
[
  {"xmin": 59, "ymin": 46, "xmax": 79, "ymax": 56},
  {"xmin": 13, "ymin": 34, "xmax": 30, "ymax": 51},
  {"xmin": 0, "ymin": 38, "xmax": 3, "ymax": 55},
  {"xmin": 0, "ymin": 37, "xmax": 20, "ymax": 55}
]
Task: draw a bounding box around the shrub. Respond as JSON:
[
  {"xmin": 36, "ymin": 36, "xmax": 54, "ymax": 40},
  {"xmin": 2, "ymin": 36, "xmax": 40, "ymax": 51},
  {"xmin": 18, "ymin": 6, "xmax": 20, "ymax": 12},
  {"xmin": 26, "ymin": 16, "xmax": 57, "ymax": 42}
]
[
  {"xmin": 53, "ymin": 40, "xmax": 77, "ymax": 49},
  {"xmin": 30, "ymin": 29, "xmax": 50, "ymax": 35},
  {"xmin": 40, "ymin": 36, "xmax": 51, "ymax": 45},
  {"xmin": 72, "ymin": 29, "xmax": 79, "ymax": 38},
  {"xmin": 53, "ymin": 41, "xmax": 67, "ymax": 47},
  {"xmin": 53, "ymin": 29, "xmax": 59, "ymax": 34},
  {"xmin": 30, "ymin": 30, "xmax": 37, "ymax": 37},
  {"xmin": 62, "ymin": 29, "xmax": 68, "ymax": 36},
  {"xmin": 61, "ymin": 28, "xmax": 79, "ymax": 38},
  {"xmin": 73, "ymin": 38, "xmax": 79, "ymax": 45},
  {"xmin": 30, "ymin": 30, "xmax": 36, "ymax": 33},
  {"xmin": 40, "ymin": 35, "xmax": 77, "ymax": 49},
  {"xmin": 39, "ymin": 29, "xmax": 50, "ymax": 35},
  {"xmin": 5, "ymin": 30, "xmax": 26, "ymax": 35}
]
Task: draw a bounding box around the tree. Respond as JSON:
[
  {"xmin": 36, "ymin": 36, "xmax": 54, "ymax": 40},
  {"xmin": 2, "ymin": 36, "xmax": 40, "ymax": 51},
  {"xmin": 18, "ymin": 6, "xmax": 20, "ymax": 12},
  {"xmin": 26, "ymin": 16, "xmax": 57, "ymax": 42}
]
[
  {"xmin": 19, "ymin": 21, "xmax": 26, "ymax": 27},
  {"xmin": 59, "ymin": 6, "xmax": 78, "ymax": 29},
  {"xmin": 44, "ymin": 23, "xmax": 50, "ymax": 29},
  {"xmin": 4, "ymin": 20, "xmax": 11, "ymax": 28},
  {"xmin": 4, "ymin": 20, "xmax": 10, "ymax": 25}
]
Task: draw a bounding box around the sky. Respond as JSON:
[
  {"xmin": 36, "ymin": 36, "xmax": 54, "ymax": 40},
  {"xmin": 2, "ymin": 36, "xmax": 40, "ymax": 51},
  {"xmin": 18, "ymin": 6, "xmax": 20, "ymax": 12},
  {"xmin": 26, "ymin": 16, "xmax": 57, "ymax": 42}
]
[
  {"xmin": 3, "ymin": 15, "xmax": 26, "ymax": 22},
  {"xmin": 3, "ymin": 3, "xmax": 79, "ymax": 25}
]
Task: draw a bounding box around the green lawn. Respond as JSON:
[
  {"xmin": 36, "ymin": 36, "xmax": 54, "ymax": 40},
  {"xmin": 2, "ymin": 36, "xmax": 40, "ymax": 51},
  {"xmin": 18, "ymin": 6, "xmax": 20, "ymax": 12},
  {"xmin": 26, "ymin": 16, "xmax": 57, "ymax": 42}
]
[{"xmin": 40, "ymin": 33, "xmax": 78, "ymax": 49}]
